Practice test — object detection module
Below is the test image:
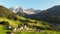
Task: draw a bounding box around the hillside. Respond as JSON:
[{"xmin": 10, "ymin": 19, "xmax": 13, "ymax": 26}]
[
  {"xmin": 18, "ymin": 5, "xmax": 60, "ymax": 32},
  {"xmin": 0, "ymin": 5, "xmax": 60, "ymax": 34},
  {"xmin": 0, "ymin": 5, "xmax": 26, "ymax": 34},
  {"xmin": 40, "ymin": 5, "xmax": 60, "ymax": 23},
  {"xmin": 0, "ymin": 5, "xmax": 18, "ymax": 19},
  {"xmin": 0, "ymin": 5, "xmax": 44, "ymax": 34},
  {"xmin": 37, "ymin": 5, "xmax": 60, "ymax": 31}
]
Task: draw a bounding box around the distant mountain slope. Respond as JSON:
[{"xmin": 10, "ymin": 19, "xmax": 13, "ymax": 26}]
[
  {"xmin": 40, "ymin": 5, "xmax": 60, "ymax": 22},
  {"xmin": 9, "ymin": 6, "xmax": 41, "ymax": 15},
  {"xmin": 37, "ymin": 5, "xmax": 60, "ymax": 30},
  {"xmin": 47, "ymin": 5, "xmax": 60, "ymax": 16},
  {"xmin": 22, "ymin": 5, "xmax": 60, "ymax": 31}
]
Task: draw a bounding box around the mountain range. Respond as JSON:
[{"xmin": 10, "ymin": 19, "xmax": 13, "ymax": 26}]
[
  {"xmin": 9, "ymin": 5, "xmax": 60, "ymax": 28},
  {"xmin": 9, "ymin": 6, "xmax": 41, "ymax": 15},
  {"xmin": 0, "ymin": 5, "xmax": 60, "ymax": 34},
  {"xmin": 9, "ymin": 5, "xmax": 60, "ymax": 31}
]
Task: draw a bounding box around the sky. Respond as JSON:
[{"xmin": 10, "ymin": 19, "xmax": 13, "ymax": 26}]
[{"xmin": 0, "ymin": 0, "xmax": 60, "ymax": 10}]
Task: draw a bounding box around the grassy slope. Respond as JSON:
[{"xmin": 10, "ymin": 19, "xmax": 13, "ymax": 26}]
[
  {"xmin": 0, "ymin": 17, "xmax": 18, "ymax": 34},
  {"xmin": 0, "ymin": 17, "xmax": 60, "ymax": 34},
  {"xmin": 0, "ymin": 17, "xmax": 20, "ymax": 26},
  {"xmin": 0, "ymin": 25, "xmax": 10, "ymax": 34},
  {"xmin": 15, "ymin": 31, "xmax": 60, "ymax": 34},
  {"xmin": 0, "ymin": 15, "xmax": 27, "ymax": 34}
]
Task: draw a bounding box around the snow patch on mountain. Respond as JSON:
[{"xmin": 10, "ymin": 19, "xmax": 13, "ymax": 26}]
[{"xmin": 9, "ymin": 6, "xmax": 41, "ymax": 14}]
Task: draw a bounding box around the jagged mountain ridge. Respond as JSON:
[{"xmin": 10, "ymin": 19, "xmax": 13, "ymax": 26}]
[{"xmin": 9, "ymin": 6, "xmax": 41, "ymax": 14}]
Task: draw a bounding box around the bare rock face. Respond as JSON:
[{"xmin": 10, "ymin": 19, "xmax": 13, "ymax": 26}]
[
  {"xmin": 13, "ymin": 6, "xmax": 23, "ymax": 13},
  {"xmin": 9, "ymin": 6, "xmax": 41, "ymax": 15}
]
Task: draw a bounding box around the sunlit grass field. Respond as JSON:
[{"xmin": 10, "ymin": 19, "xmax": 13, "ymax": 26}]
[
  {"xmin": 0, "ymin": 25, "xmax": 10, "ymax": 34},
  {"xmin": 0, "ymin": 17, "xmax": 60, "ymax": 34},
  {"xmin": 15, "ymin": 31, "xmax": 60, "ymax": 34}
]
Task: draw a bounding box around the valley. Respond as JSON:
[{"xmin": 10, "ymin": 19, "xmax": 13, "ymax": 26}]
[{"xmin": 0, "ymin": 5, "xmax": 60, "ymax": 34}]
